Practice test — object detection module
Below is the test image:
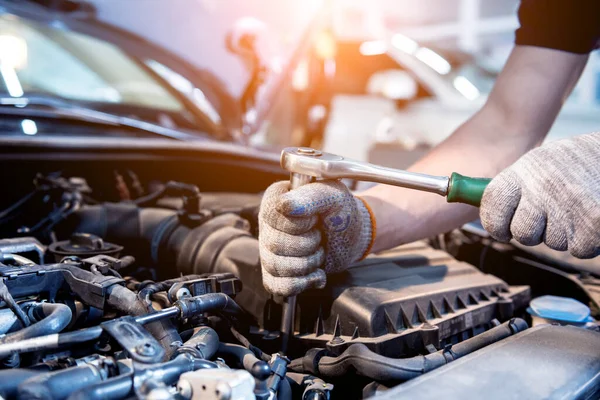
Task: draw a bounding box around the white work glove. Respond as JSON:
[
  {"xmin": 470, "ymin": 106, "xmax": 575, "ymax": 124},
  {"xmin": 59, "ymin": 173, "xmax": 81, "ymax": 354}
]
[
  {"xmin": 259, "ymin": 180, "xmax": 376, "ymax": 296},
  {"xmin": 481, "ymin": 132, "xmax": 600, "ymax": 258}
]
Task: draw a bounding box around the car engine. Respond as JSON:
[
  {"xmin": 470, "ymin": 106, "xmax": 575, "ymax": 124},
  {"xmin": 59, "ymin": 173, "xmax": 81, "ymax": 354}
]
[{"xmin": 0, "ymin": 172, "xmax": 599, "ymax": 400}]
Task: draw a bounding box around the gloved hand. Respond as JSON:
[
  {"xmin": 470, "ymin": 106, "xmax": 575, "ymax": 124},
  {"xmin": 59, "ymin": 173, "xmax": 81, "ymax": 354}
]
[
  {"xmin": 481, "ymin": 132, "xmax": 600, "ymax": 258},
  {"xmin": 259, "ymin": 180, "xmax": 376, "ymax": 296}
]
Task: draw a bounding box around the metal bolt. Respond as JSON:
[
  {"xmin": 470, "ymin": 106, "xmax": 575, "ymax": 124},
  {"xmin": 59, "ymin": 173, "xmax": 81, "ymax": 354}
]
[
  {"xmin": 135, "ymin": 343, "xmax": 157, "ymax": 357},
  {"xmin": 176, "ymin": 288, "xmax": 191, "ymax": 300},
  {"xmin": 297, "ymin": 148, "xmax": 322, "ymax": 156}
]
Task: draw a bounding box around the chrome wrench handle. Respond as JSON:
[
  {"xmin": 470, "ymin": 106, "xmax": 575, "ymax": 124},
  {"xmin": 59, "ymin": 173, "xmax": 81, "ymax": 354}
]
[{"xmin": 281, "ymin": 147, "xmax": 450, "ymax": 196}]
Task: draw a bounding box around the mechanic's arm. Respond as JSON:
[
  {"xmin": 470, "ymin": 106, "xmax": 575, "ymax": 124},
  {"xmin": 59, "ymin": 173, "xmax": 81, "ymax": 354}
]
[
  {"xmin": 258, "ymin": 45, "xmax": 589, "ymax": 297},
  {"xmin": 361, "ymin": 45, "xmax": 589, "ymax": 252}
]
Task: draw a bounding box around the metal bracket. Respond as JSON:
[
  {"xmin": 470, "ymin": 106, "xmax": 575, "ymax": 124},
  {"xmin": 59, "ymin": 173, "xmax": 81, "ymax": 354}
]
[{"xmin": 101, "ymin": 316, "xmax": 164, "ymax": 364}]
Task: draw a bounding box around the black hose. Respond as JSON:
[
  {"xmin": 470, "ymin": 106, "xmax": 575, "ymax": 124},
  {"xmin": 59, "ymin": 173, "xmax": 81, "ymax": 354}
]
[
  {"xmin": 175, "ymin": 293, "xmax": 245, "ymax": 319},
  {"xmin": 0, "ymin": 305, "xmax": 180, "ymax": 359},
  {"xmin": 0, "ymin": 369, "xmax": 43, "ymax": 399},
  {"xmin": 0, "ymin": 303, "xmax": 72, "ymax": 345},
  {"xmin": 178, "ymin": 326, "xmax": 219, "ymax": 360},
  {"xmin": 217, "ymin": 342, "xmax": 272, "ymax": 399},
  {"xmin": 295, "ymin": 318, "xmax": 528, "ymax": 381},
  {"xmin": 0, "ymin": 326, "xmax": 103, "ymax": 359},
  {"xmin": 447, "ymin": 318, "xmax": 528, "ymax": 357},
  {"xmin": 229, "ymin": 325, "xmax": 271, "ymax": 362},
  {"xmin": 17, "ymin": 364, "xmax": 107, "ymax": 400},
  {"xmin": 66, "ymin": 373, "xmax": 133, "ymax": 400},
  {"xmin": 218, "ymin": 343, "xmax": 263, "ymax": 372},
  {"xmin": 0, "ymin": 301, "xmax": 196, "ymax": 359},
  {"xmin": 278, "ymin": 376, "xmax": 293, "ymax": 400}
]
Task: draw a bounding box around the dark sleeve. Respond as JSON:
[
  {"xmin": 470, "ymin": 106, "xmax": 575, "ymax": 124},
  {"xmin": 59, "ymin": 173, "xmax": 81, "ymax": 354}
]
[{"xmin": 515, "ymin": 0, "xmax": 600, "ymax": 54}]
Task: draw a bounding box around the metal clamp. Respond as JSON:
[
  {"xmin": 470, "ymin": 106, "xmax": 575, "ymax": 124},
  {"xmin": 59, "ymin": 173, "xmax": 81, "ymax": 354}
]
[{"xmin": 101, "ymin": 316, "xmax": 165, "ymax": 364}]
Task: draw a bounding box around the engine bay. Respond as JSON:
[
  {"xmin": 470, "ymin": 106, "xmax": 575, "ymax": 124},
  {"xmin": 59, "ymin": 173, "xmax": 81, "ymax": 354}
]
[{"xmin": 0, "ymin": 166, "xmax": 599, "ymax": 400}]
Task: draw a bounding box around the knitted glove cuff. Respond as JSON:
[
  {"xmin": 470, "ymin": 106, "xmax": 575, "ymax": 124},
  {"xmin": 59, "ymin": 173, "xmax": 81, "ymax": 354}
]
[{"xmin": 354, "ymin": 196, "xmax": 377, "ymax": 261}]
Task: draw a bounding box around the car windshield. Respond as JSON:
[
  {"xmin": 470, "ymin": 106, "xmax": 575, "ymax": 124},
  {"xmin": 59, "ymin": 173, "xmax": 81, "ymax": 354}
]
[{"xmin": 0, "ymin": 14, "xmax": 186, "ymax": 111}]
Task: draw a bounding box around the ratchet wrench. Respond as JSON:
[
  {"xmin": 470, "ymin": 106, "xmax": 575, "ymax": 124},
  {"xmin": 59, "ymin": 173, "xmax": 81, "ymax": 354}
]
[
  {"xmin": 281, "ymin": 147, "xmax": 492, "ymax": 206},
  {"xmin": 278, "ymin": 147, "xmax": 491, "ymax": 352}
]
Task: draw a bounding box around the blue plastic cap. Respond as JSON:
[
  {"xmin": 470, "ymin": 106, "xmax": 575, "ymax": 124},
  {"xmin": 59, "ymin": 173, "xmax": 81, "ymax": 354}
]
[{"xmin": 528, "ymin": 295, "xmax": 591, "ymax": 323}]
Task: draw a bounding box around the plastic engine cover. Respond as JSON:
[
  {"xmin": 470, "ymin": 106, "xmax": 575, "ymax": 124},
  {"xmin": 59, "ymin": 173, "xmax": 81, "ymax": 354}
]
[
  {"xmin": 295, "ymin": 242, "xmax": 530, "ymax": 357},
  {"xmin": 381, "ymin": 324, "xmax": 600, "ymax": 399}
]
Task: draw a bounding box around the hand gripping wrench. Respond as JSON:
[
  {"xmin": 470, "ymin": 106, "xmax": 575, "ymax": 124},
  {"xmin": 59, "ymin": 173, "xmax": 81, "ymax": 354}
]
[{"xmin": 278, "ymin": 147, "xmax": 491, "ymax": 352}]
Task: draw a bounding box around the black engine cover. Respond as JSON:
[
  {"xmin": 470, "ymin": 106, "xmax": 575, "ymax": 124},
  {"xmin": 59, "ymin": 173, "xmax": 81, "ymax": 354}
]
[{"xmin": 295, "ymin": 242, "xmax": 530, "ymax": 357}]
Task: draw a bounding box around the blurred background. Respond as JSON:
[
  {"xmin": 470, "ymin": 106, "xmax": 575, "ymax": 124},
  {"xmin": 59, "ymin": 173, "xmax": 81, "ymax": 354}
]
[
  {"xmin": 1, "ymin": 0, "xmax": 599, "ymax": 169},
  {"xmin": 322, "ymin": 0, "xmax": 600, "ymax": 167}
]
